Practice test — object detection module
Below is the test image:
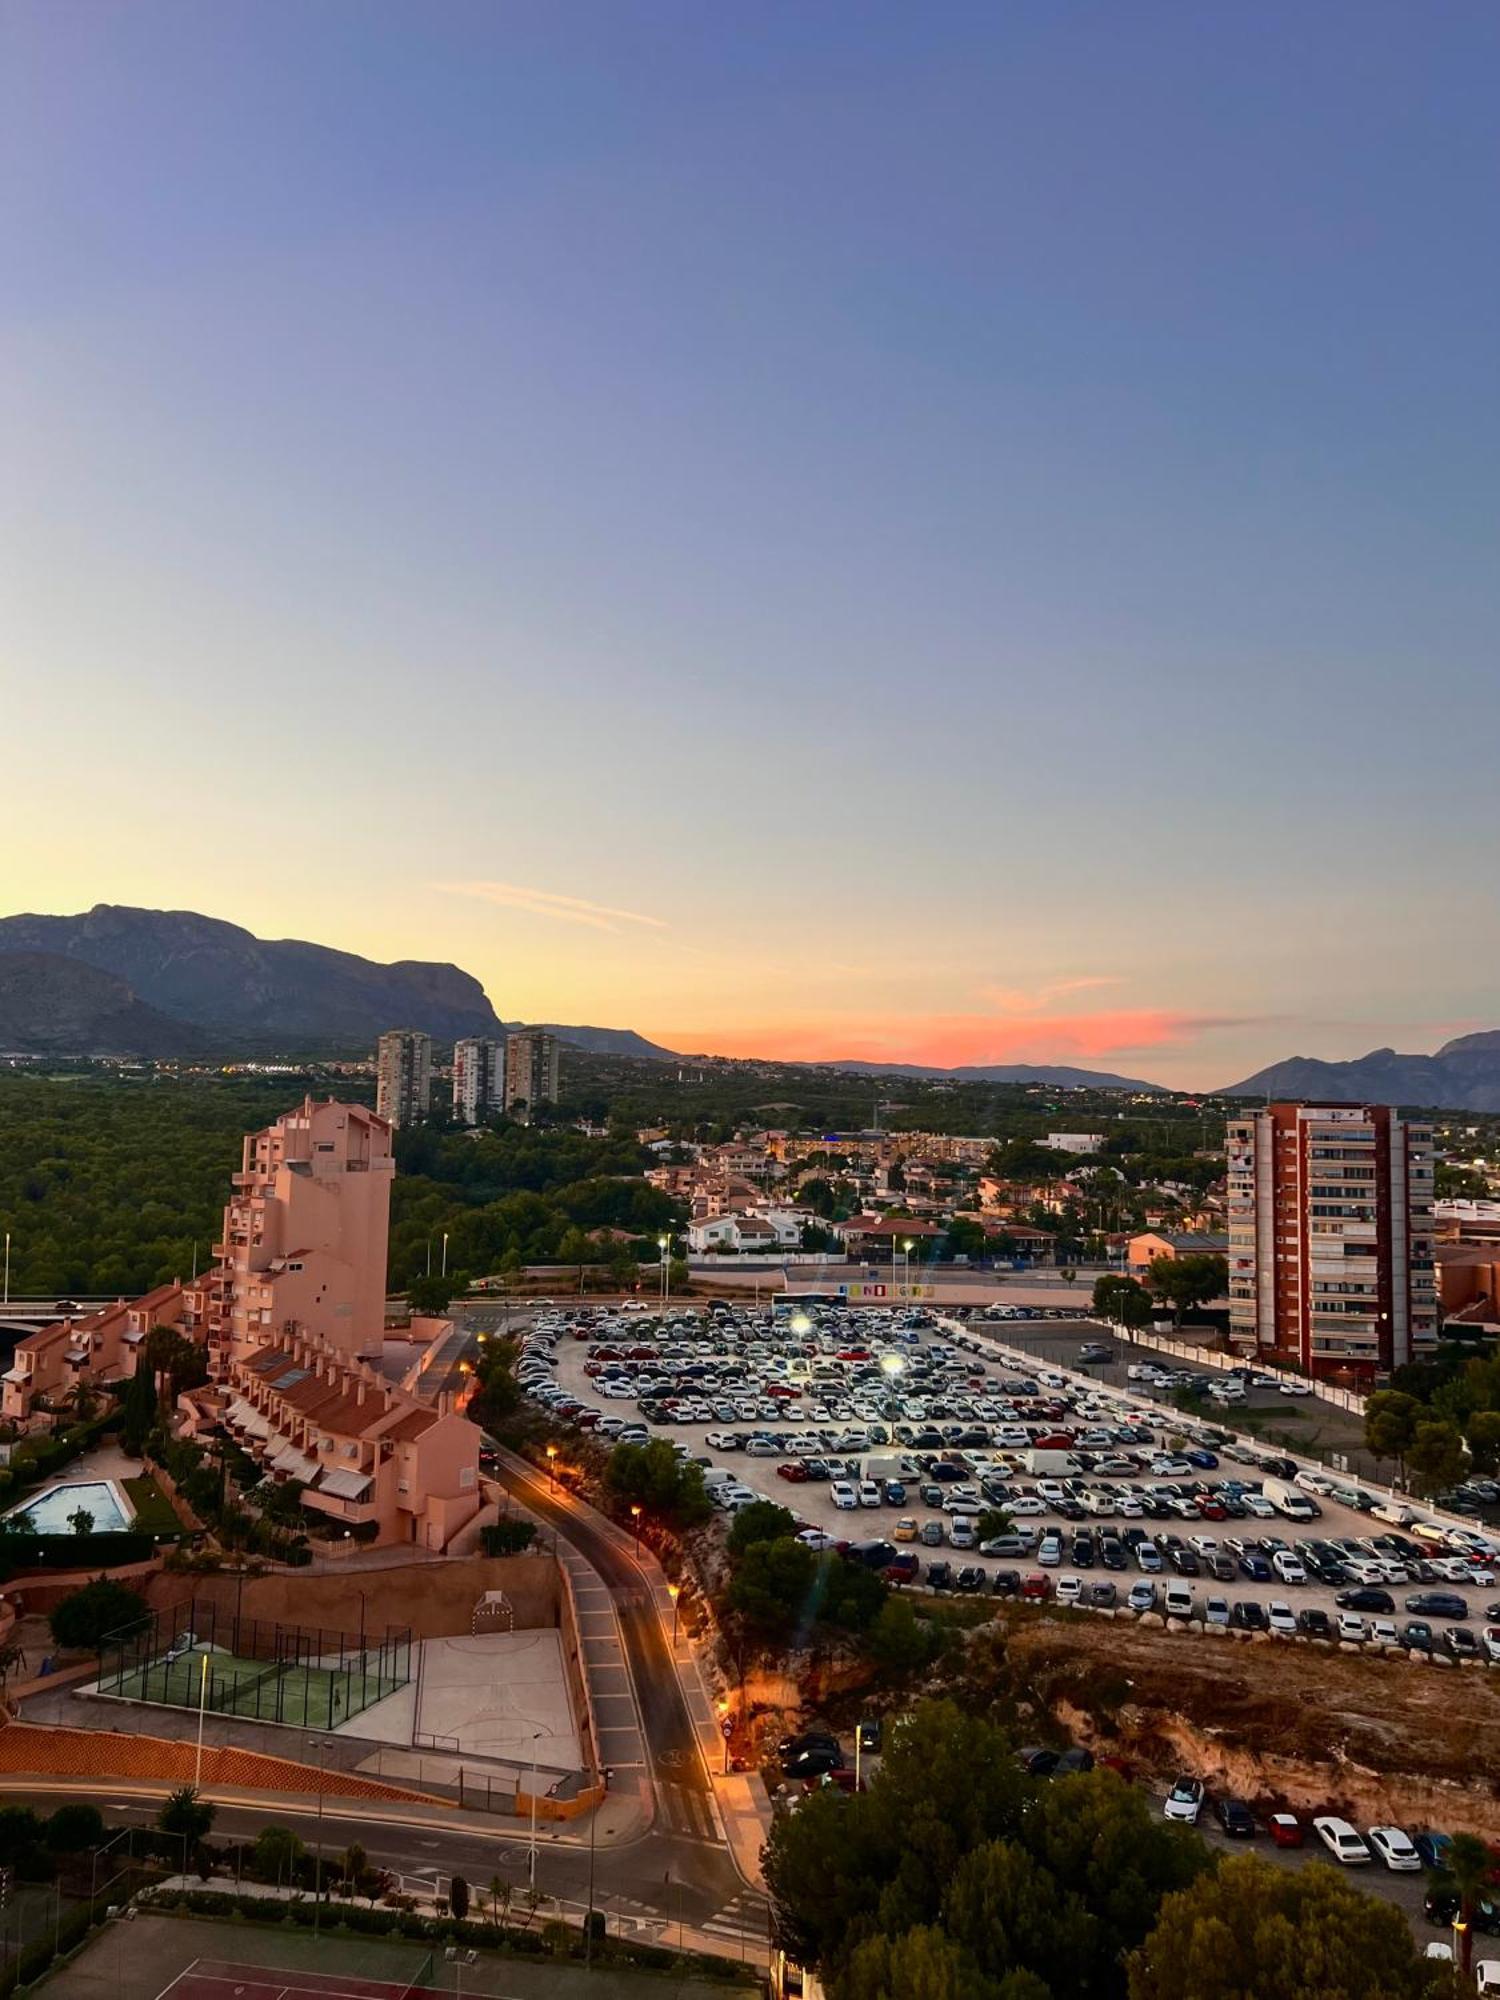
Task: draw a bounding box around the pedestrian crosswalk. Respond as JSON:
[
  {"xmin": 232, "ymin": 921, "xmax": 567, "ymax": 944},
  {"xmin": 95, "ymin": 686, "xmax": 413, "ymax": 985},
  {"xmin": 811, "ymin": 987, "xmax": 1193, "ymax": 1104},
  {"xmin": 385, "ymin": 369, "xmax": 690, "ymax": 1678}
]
[
  {"xmin": 699, "ymin": 1889, "xmax": 770, "ymax": 1949},
  {"xmin": 656, "ymin": 1779, "xmax": 721, "ymax": 1842}
]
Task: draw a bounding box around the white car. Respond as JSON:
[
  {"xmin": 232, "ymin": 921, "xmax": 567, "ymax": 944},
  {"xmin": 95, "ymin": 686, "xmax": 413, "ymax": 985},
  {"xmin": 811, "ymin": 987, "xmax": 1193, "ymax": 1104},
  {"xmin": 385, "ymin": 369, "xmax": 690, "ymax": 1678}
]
[
  {"xmin": 797, "ymin": 1528, "xmax": 838, "ymax": 1550},
  {"xmin": 1163, "ymin": 1776, "xmax": 1204, "ymax": 1824},
  {"xmin": 1054, "ymin": 1574, "xmax": 1084, "ymax": 1606},
  {"xmin": 831, "ymin": 1482, "xmax": 859, "ymax": 1510},
  {"xmin": 1009, "ymin": 1497, "xmax": 1046, "ymax": 1516},
  {"xmin": 1272, "ymin": 1551, "xmax": 1307, "ymax": 1585},
  {"xmin": 1267, "ymin": 1600, "xmax": 1297, "ymax": 1636},
  {"xmin": 1163, "ymin": 1584, "xmax": 1195, "ymax": 1620},
  {"xmin": 857, "ymin": 1481, "xmax": 881, "ymax": 1507},
  {"xmin": 1484, "ymin": 1627, "xmax": 1500, "ymax": 1663},
  {"xmin": 1367, "ymin": 1826, "xmax": 1421, "ymax": 1871},
  {"xmin": 1371, "ymin": 1619, "xmax": 1400, "ymax": 1646},
  {"xmin": 1313, "ymin": 1817, "xmax": 1371, "ymax": 1865},
  {"xmin": 1336, "ymin": 1613, "xmax": 1368, "ymax": 1643},
  {"xmin": 1477, "ymin": 1963, "xmax": 1500, "ymax": 1995},
  {"xmin": 1279, "ymin": 1380, "xmax": 1314, "ymax": 1397},
  {"xmin": 1243, "ymin": 1495, "xmax": 1276, "ymax": 1519}
]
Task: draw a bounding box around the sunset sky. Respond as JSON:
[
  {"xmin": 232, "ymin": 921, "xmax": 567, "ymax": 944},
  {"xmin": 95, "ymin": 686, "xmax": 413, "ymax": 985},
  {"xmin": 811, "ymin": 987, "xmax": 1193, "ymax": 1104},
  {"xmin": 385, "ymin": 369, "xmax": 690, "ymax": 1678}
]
[{"xmin": 4, "ymin": 3, "xmax": 1497, "ymax": 1088}]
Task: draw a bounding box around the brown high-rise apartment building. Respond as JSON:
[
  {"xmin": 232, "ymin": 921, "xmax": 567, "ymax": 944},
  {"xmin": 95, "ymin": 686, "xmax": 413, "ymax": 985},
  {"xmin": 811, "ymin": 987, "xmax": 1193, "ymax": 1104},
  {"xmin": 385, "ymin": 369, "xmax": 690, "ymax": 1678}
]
[
  {"xmin": 375, "ymin": 1029, "xmax": 432, "ymax": 1127},
  {"xmin": 1227, "ymin": 1103, "xmax": 1436, "ymax": 1381},
  {"xmin": 452, "ymin": 1035, "xmax": 506, "ymax": 1125},
  {"xmin": 504, "ymin": 1029, "xmax": 560, "ymax": 1115}
]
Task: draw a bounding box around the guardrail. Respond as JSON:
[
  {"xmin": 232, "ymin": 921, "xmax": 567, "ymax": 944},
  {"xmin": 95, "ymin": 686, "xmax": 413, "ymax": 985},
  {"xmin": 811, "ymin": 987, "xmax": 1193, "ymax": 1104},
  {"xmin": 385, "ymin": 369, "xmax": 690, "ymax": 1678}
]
[{"xmin": 937, "ymin": 1314, "xmax": 1491, "ymax": 1549}]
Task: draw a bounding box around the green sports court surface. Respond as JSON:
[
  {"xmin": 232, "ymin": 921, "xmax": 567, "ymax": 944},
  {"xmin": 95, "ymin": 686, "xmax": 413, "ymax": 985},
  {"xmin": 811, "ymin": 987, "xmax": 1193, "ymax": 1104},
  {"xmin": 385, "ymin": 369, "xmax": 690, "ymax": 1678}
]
[{"xmin": 104, "ymin": 1650, "xmax": 404, "ymax": 1732}]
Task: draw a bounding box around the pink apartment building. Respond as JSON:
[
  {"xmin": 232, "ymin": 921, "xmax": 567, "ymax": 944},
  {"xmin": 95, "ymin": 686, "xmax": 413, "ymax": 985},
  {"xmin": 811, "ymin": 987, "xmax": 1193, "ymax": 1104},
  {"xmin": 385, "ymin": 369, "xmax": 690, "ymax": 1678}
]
[
  {"xmin": 6, "ymin": 1097, "xmax": 483, "ymax": 1552},
  {"xmin": 2, "ymin": 1281, "xmax": 201, "ymax": 1424}
]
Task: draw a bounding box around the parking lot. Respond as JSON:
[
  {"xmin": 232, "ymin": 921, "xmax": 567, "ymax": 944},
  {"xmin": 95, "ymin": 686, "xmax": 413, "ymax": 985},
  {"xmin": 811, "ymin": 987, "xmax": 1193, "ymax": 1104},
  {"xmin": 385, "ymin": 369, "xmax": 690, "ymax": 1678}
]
[{"xmin": 516, "ymin": 1299, "xmax": 1500, "ymax": 1660}]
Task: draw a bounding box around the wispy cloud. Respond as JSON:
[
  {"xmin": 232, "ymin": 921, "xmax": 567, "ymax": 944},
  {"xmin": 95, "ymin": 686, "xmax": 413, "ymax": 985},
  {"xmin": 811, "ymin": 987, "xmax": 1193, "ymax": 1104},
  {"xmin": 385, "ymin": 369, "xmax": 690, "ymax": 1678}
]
[
  {"xmin": 980, "ymin": 974, "xmax": 1125, "ymax": 1013},
  {"xmin": 437, "ymin": 880, "xmax": 668, "ymax": 935}
]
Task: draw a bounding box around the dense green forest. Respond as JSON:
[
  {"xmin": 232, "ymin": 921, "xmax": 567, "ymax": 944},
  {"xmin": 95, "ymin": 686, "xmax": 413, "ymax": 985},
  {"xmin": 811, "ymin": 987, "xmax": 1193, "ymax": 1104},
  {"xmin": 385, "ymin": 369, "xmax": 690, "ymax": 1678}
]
[
  {"xmin": 388, "ymin": 1120, "xmax": 679, "ymax": 1287},
  {"xmin": 0, "ymin": 1071, "xmax": 345, "ymax": 1298},
  {"xmin": 0, "ymin": 1069, "xmax": 679, "ymax": 1299}
]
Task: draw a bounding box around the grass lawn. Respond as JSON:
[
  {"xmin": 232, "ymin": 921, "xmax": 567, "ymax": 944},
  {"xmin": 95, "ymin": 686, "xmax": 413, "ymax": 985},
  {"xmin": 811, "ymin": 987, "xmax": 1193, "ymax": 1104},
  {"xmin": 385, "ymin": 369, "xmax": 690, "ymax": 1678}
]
[{"xmin": 121, "ymin": 1475, "xmax": 184, "ymax": 1537}]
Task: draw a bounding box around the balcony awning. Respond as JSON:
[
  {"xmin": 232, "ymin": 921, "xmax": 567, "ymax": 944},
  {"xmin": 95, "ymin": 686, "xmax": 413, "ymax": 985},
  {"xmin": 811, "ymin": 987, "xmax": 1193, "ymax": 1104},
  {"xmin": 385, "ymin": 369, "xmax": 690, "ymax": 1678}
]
[
  {"xmin": 270, "ymin": 1443, "xmax": 318, "ymax": 1482},
  {"xmin": 318, "ymin": 1466, "xmax": 373, "ymax": 1502},
  {"xmin": 225, "ymin": 1397, "xmax": 271, "ymax": 1440},
  {"xmin": 2, "ymin": 1368, "xmax": 26, "ymax": 1385}
]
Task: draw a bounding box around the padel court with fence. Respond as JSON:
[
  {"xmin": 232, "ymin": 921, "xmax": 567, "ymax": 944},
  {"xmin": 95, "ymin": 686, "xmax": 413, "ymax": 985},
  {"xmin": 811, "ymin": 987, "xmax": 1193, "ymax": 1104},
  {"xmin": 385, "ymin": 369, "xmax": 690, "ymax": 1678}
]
[{"xmin": 96, "ymin": 1596, "xmax": 412, "ymax": 1733}]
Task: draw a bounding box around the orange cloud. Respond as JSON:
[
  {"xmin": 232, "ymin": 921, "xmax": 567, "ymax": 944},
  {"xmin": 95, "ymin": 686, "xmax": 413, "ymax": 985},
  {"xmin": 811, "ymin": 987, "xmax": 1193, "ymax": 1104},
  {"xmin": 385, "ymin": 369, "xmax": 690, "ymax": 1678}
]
[{"xmin": 663, "ymin": 1009, "xmax": 1237, "ymax": 1069}]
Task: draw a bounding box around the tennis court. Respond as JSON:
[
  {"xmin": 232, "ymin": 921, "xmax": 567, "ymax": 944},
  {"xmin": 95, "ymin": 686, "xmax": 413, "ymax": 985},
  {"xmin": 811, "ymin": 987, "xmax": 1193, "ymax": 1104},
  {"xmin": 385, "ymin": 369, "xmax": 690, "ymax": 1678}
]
[{"xmin": 44, "ymin": 1914, "xmax": 751, "ymax": 2000}]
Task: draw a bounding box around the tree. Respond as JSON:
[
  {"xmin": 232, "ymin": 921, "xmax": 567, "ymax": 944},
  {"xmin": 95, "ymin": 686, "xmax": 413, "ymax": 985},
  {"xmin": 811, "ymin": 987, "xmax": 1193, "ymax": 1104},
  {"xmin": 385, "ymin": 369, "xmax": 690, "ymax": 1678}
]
[
  {"xmin": 489, "ymin": 1872, "xmax": 513, "ymax": 1931},
  {"xmin": 866, "ymin": 1596, "xmax": 937, "ymax": 1679},
  {"xmin": 407, "ymin": 1275, "xmax": 456, "ymax": 1315},
  {"xmin": 835, "ymin": 1924, "xmax": 1015, "ymax": 2000},
  {"xmin": 120, "ymin": 1363, "xmax": 159, "ymax": 1455},
  {"xmin": 1127, "ymin": 1851, "xmax": 1440, "ymax": 2000},
  {"xmin": 1404, "ymin": 1418, "xmax": 1469, "ymax": 1497},
  {"xmin": 977, "ymin": 1508, "xmax": 1015, "ymax": 1544},
  {"xmin": 726, "ymin": 1500, "xmax": 797, "ymax": 1557},
  {"xmin": 67, "ymin": 1507, "xmax": 95, "ymax": 1538},
  {"xmin": 724, "ymin": 1536, "xmax": 818, "ymax": 1645},
  {"xmin": 1145, "ymin": 1255, "xmax": 1226, "ymax": 1325},
  {"xmin": 943, "ymin": 1216, "xmax": 988, "ymax": 1263},
  {"xmin": 250, "ymin": 1824, "xmax": 306, "ymax": 1886},
  {"xmin": 1363, "ymin": 1390, "xmax": 1423, "ymax": 1484},
  {"xmin": 157, "ymin": 1786, "xmax": 215, "ymax": 1847},
  {"xmin": 48, "ymin": 1576, "xmax": 149, "ymax": 1652},
  {"xmin": 44, "ymin": 1803, "xmax": 104, "ymax": 1854},
  {"xmin": 603, "ymin": 1438, "xmax": 711, "ymax": 1529},
  {"xmin": 450, "ymin": 1872, "xmax": 470, "ymax": 1922},
  {"xmin": 1093, "ymin": 1274, "xmax": 1153, "ymax": 1332},
  {"xmin": 1436, "ymin": 1832, "xmax": 1493, "ymax": 1981},
  {"xmin": 1465, "ymin": 1409, "xmax": 1500, "ymax": 1476}
]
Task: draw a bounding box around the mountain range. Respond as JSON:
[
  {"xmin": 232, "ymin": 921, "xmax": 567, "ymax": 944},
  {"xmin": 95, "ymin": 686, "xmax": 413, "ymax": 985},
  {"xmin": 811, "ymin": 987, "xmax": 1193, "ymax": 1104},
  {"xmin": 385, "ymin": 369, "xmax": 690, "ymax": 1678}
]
[
  {"xmin": 0, "ymin": 905, "xmax": 670, "ymax": 1060},
  {"xmin": 11, "ymin": 906, "xmax": 1500, "ymax": 1112},
  {"xmin": 807, "ymin": 1058, "xmax": 1165, "ymax": 1091},
  {"xmin": 1224, "ymin": 1034, "xmax": 1500, "ymax": 1112}
]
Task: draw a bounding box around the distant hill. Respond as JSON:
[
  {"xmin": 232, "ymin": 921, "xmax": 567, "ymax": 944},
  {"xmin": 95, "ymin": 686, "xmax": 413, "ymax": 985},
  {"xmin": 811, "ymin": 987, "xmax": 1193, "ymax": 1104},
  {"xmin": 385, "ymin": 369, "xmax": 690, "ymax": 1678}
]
[
  {"xmin": 816, "ymin": 1059, "xmax": 1166, "ymax": 1091},
  {"xmin": 1224, "ymin": 1033, "xmax": 1500, "ymax": 1112},
  {"xmin": 0, "ymin": 904, "xmax": 503, "ymax": 1047},
  {"xmin": 532, "ymin": 1024, "xmax": 677, "ymax": 1061},
  {"xmin": 0, "ymin": 951, "xmax": 206, "ymax": 1057}
]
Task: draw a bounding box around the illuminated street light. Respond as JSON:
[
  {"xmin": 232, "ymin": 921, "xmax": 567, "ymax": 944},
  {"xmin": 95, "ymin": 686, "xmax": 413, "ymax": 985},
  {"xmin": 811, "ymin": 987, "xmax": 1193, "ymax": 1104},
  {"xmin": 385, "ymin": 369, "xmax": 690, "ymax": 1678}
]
[
  {"xmin": 789, "ymin": 1311, "xmax": 812, "ymax": 1337},
  {"xmin": 880, "ymin": 1352, "xmax": 904, "ymax": 1377},
  {"xmin": 631, "ymin": 1503, "xmax": 643, "ymax": 1550},
  {"xmin": 668, "ymin": 1582, "xmax": 680, "ymax": 1644},
  {"xmin": 546, "ymin": 1443, "xmax": 558, "ymax": 1490}
]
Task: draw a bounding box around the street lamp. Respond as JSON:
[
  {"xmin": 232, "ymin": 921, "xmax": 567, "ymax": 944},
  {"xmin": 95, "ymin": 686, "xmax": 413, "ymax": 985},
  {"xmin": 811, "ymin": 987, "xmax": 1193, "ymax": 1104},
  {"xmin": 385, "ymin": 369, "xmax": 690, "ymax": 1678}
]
[
  {"xmin": 630, "ymin": 1504, "xmax": 642, "ymax": 1551},
  {"xmin": 441, "ymin": 1232, "xmax": 449, "ymax": 1279},
  {"xmin": 667, "ymin": 1582, "xmax": 680, "ymax": 1645},
  {"xmin": 658, "ymin": 1235, "xmax": 670, "ymax": 1307},
  {"xmin": 902, "ymin": 1236, "xmax": 915, "ymax": 1298},
  {"xmin": 546, "ymin": 1444, "xmax": 557, "ymax": 1491},
  {"xmin": 526, "ymin": 1729, "xmax": 546, "ymax": 1889},
  {"xmin": 309, "ymin": 1734, "xmax": 329, "ymax": 1937}
]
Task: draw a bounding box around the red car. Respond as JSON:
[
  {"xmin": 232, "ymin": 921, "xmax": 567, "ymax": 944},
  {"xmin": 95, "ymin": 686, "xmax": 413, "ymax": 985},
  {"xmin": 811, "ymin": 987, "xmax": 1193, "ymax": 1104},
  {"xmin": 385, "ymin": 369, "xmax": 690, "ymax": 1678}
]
[
  {"xmin": 1267, "ymin": 1814, "xmax": 1304, "ymax": 1848},
  {"xmin": 1020, "ymin": 1572, "xmax": 1052, "ymax": 1601},
  {"xmin": 836, "ymin": 1349, "xmax": 873, "ymax": 1362},
  {"xmin": 1194, "ymin": 1496, "xmax": 1227, "ymax": 1520},
  {"xmin": 776, "ymin": 1463, "xmax": 810, "ymax": 1483}
]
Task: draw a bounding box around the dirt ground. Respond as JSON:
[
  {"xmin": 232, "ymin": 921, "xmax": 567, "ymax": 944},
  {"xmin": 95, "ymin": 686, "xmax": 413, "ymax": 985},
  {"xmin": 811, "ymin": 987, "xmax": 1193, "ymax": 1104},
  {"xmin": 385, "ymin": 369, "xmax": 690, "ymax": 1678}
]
[{"xmin": 999, "ymin": 1610, "xmax": 1500, "ymax": 1837}]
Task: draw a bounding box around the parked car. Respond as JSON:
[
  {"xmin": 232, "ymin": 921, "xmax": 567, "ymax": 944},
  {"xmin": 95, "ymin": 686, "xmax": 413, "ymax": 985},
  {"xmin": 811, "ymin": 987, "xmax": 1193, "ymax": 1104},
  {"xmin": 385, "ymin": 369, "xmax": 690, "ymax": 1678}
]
[
  {"xmin": 1164, "ymin": 1776, "xmax": 1205, "ymax": 1825},
  {"xmin": 1268, "ymin": 1813, "xmax": 1304, "ymax": 1848},
  {"xmin": 1313, "ymin": 1817, "xmax": 1372, "ymax": 1865},
  {"xmin": 1368, "ymin": 1826, "xmax": 1422, "ymax": 1871},
  {"xmin": 1405, "ymin": 1591, "xmax": 1469, "ymax": 1620},
  {"xmin": 1215, "ymin": 1797, "xmax": 1256, "ymax": 1839}
]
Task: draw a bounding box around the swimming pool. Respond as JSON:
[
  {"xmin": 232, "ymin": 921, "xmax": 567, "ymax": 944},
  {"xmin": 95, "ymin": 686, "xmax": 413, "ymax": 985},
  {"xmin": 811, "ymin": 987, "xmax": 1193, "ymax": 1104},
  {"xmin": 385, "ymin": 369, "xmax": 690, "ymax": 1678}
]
[{"xmin": 5, "ymin": 1479, "xmax": 134, "ymax": 1535}]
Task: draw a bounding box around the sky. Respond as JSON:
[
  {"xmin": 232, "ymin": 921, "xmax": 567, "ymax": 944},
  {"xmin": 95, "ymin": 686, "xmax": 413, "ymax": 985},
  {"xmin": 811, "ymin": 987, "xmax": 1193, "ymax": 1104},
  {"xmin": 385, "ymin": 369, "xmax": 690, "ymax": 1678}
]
[{"xmin": 3, "ymin": 2, "xmax": 1497, "ymax": 1089}]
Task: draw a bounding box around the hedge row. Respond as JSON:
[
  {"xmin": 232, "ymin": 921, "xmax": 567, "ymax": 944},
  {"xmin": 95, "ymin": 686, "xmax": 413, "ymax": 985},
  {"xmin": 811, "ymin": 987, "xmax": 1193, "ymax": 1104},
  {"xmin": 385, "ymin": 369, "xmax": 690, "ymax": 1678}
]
[
  {"xmin": 144, "ymin": 1889, "xmax": 757, "ymax": 1983},
  {"xmin": 0, "ymin": 1530, "xmax": 157, "ymax": 1581}
]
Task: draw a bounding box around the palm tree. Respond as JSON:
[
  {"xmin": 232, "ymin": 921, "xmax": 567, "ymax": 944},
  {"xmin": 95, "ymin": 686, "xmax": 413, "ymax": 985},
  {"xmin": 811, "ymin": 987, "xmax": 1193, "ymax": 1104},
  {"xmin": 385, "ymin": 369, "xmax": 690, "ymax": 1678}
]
[{"xmin": 1438, "ymin": 1831, "xmax": 1493, "ymax": 1979}]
